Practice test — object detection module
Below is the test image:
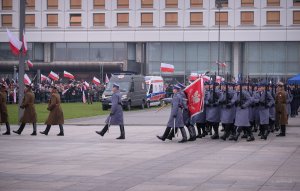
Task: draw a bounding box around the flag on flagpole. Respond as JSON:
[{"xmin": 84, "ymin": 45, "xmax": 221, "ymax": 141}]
[
  {"xmin": 26, "ymin": 60, "xmax": 33, "ymax": 68},
  {"xmin": 22, "ymin": 31, "xmax": 28, "ymax": 55},
  {"xmin": 160, "ymin": 63, "xmax": 174, "ymax": 73},
  {"xmin": 189, "ymin": 73, "xmax": 199, "ymax": 81},
  {"xmin": 84, "ymin": 81, "xmax": 90, "ymax": 88},
  {"xmin": 41, "ymin": 74, "xmax": 47, "ymax": 82},
  {"xmin": 220, "ymin": 62, "xmax": 227, "ymax": 67},
  {"xmin": 13, "ymin": 88, "xmax": 17, "ymax": 103},
  {"xmin": 6, "ymin": 29, "xmax": 22, "ymax": 56},
  {"xmin": 105, "ymin": 74, "xmax": 109, "ymax": 84},
  {"xmin": 216, "ymin": 76, "xmax": 225, "ymax": 83},
  {"xmin": 24, "ymin": 74, "xmax": 31, "ymax": 85},
  {"xmin": 49, "ymin": 71, "xmax": 59, "ymax": 81},
  {"xmin": 63, "ymin": 71, "xmax": 75, "ymax": 79},
  {"xmin": 184, "ymin": 78, "xmax": 205, "ymax": 118},
  {"xmin": 92, "ymin": 77, "xmax": 101, "ymax": 85}
]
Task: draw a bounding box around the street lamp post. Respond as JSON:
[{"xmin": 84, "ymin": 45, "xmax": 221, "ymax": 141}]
[{"xmin": 216, "ymin": 0, "xmax": 222, "ymax": 76}]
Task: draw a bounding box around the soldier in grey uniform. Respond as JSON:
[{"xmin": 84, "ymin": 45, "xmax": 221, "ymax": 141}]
[
  {"xmin": 206, "ymin": 81, "xmax": 222, "ymax": 139},
  {"xmin": 96, "ymin": 83, "xmax": 125, "ymax": 139},
  {"xmin": 253, "ymin": 83, "xmax": 274, "ymax": 140},
  {"xmin": 157, "ymin": 85, "xmax": 187, "ymax": 143},
  {"xmin": 219, "ymin": 82, "xmax": 236, "ymax": 141},
  {"xmin": 285, "ymin": 86, "xmax": 293, "ymax": 120},
  {"xmin": 232, "ymin": 82, "xmax": 254, "ymax": 142},
  {"xmin": 269, "ymin": 84, "xmax": 276, "ymax": 132}
]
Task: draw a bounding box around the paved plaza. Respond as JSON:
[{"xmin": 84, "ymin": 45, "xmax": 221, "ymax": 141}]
[{"xmin": 0, "ymin": 108, "xmax": 300, "ymax": 191}]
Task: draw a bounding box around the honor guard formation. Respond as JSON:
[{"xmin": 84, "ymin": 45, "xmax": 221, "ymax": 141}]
[{"xmin": 1, "ymin": 74, "xmax": 300, "ymax": 144}]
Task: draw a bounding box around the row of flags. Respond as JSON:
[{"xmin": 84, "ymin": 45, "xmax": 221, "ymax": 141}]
[{"xmin": 160, "ymin": 62, "xmax": 227, "ymax": 74}]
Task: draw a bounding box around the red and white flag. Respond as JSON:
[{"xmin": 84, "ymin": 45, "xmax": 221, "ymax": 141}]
[
  {"xmin": 84, "ymin": 81, "xmax": 90, "ymax": 87},
  {"xmin": 82, "ymin": 90, "xmax": 87, "ymax": 103},
  {"xmin": 41, "ymin": 74, "xmax": 47, "ymax": 81},
  {"xmin": 24, "ymin": 74, "xmax": 31, "ymax": 85},
  {"xmin": 92, "ymin": 77, "xmax": 101, "ymax": 85},
  {"xmin": 216, "ymin": 76, "xmax": 225, "ymax": 83},
  {"xmin": 184, "ymin": 78, "xmax": 205, "ymax": 118},
  {"xmin": 26, "ymin": 60, "xmax": 33, "ymax": 68},
  {"xmin": 189, "ymin": 73, "xmax": 199, "ymax": 81},
  {"xmin": 105, "ymin": 74, "xmax": 109, "ymax": 84},
  {"xmin": 49, "ymin": 71, "xmax": 59, "ymax": 81},
  {"xmin": 13, "ymin": 88, "xmax": 17, "ymax": 103},
  {"xmin": 160, "ymin": 63, "xmax": 174, "ymax": 73},
  {"xmin": 63, "ymin": 71, "xmax": 75, "ymax": 79},
  {"xmin": 6, "ymin": 29, "xmax": 22, "ymax": 56},
  {"xmin": 220, "ymin": 62, "xmax": 227, "ymax": 67},
  {"xmin": 22, "ymin": 31, "xmax": 28, "ymax": 55}
]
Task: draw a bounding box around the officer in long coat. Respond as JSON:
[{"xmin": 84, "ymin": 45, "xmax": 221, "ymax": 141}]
[
  {"xmin": 269, "ymin": 85, "xmax": 276, "ymax": 132},
  {"xmin": 13, "ymin": 85, "xmax": 37, "ymax": 135},
  {"xmin": 253, "ymin": 83, "xmax": 274, "ymax": 140},
  {"xmin": 157, "ymin": 85, "xmax": 187, "ymax": 143},
  {"xmin": 232, "ymin": 83, "xmax": 254, "ymax": 141},
  {"xmin": 275, "ymin": 82, "xmax": 288, "ymax": 137},
  {"xmin": 0, "ymin": 84, "xmax": 10, "ymax": 135},
  {"xmin": 219, "ymin": 82, "xmax": 236, "ymax": 141},
  {"xmin": 40, "ymin": 86, "xmax": 64, "ymax": 136},
  {"xmin": 96, "ymin": 83, "xmax": 125, "ymax": 139}
]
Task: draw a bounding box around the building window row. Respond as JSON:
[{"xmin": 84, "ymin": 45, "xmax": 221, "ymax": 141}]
[{"xmin": 1, "ymin": 11, "xmax": 300, "ymax": 27}]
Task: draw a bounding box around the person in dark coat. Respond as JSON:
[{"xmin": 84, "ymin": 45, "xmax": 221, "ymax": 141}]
[
  {"xmin": 13, "ymin": 85, "xmax": 37, "ymax": 135},
  {"xmin": 276, "ymin": 82, "xmax": 288, "ymax": 137},
  {"xmin": 40, "ymin": 86, "xmax": 64, "ymax": 136},
  {"xmin": 96, "ymin": 83, "xmax": 125, "ymax": 139},
  {"xmin": 232, "ymin": 83, "xmax": 254, "ymax": 142},
  {"xmin": 157, "ymin": 85, "xmax": 187, "ymax": 143},
  {"xmin": 0, "ymin": 84, "xmax": 10, "ymax": 135}
]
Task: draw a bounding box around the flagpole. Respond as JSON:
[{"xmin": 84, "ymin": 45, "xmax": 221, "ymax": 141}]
[{"xmin": 18, "ymin": 0, "xmax": 26, "ymax": 121}]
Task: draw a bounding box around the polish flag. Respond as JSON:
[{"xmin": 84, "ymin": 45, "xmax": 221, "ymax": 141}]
[
  {"xmin": 26, "ymin": 60, "xmax": 33, "ymax": 68},
  {"xmin": 216, "ymin": 76, "xmax": 225, "ymax": 83},
  {"xmin": 220, "ymin": 62, "xmax": 227, "ymax": 67},
  {"xmin": 24, "ymin": 74, "xmax": 31, "ymax": 85},
  {"xmin": 199, "ymin": 73, "xmax": 211, "ymax": 82},
  {"xmin": 13, "ymin": 88, "xmax": 17, "ymax": 103},
  {"xmin": 22, "ymin": 31, "xmax": 28, "ymax": 55},
  {"xmin": 105, "ymin": 74, "xmax": 109, "ymax": 84},
  {"xmin": 49, "ymin": 71, "xmax": 59, "ymax": 81},
  {"xmin": 92, "ymin": 77, "xmax": 101, "ymax": 85},
  {"xmin": 189, "ymin": 73, "xmax": 199, "ymax": 81},
  {"xmin": 184, "ymin": 78, "xmax": 205, "ymax": 117},
  {"xmin": 41, "ymin": 74, "xmax": 47, "ymax": 82},
  {"xmin": 160, "ymin": 63, "xmax": 174, "ymax": 73},
  {"xmin": 6, "ymin": 29, "xmax": 22, "ymax": 56},
  {"xmin": 63, "ymin": 71, "xmax": 75, "ymax": 79},
  {"xmin": 84, "ymin": 81, "xmax": 90, "ymax": 88}
]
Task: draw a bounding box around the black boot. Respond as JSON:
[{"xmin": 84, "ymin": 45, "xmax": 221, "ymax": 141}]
[
  {"xmin": 196, "ymin": 124, "xmax": 202, "ymax": 138},
  {"xmin": 263, "ymin": 125, "xmax": 270, "ymax": 140},
  {"xmin": 13, "ymin": 123, "xmax": 26, "ymax": 135},
  {"xmin": 96, "ymin": 124, "xmax": 109, "ymax": 136},
  {"xmin": 276, "ymin": 125, "xmax": 286, "ymax": 137},
  {"xmin": 167, "ymin": 128, "xmax": 178, "ymax": 140},
  {"xmin": 269, "ymin": 119, "xmax": 275, "ymax": 133},
  {"xmin": 246, "ymin": 127, "xmax": 255, "ymax": 142},
  {"xmin": 57, "ymin": 125, "xmax": 64, "ymax": 136},
  {"xmin": 157, "ymin": 127, "xmax": 171, "ymax": 141},
  {"xmin": 220, "ymin": 125, "xmax": 228, "ymax": 141},
  {"xmin": 116, "ymin": 125, "xmax": 125, "ymax": 139},
  {"xmin": 233, "ymin": 127, "xmax": 241, "ymax": 141},
  {"xmin": 211, "ymin": 124, "xmax": 219, "ymax": 139},
  {"xmin": 187, "ymin": 126, "xmax": 196, "ymax": 141},
  {"xmin": 2, "ymin": 122, "xmax": 11, "ymax": 135},
  {"xmin": 40, "ymin": 125, "xmax": 51, "ymax": 135},
  {"xmin": 178, "ymin": 127, "xmax": 187, "ymax": 143},
  {"xmin": 31, "ymin": 123, "xmax": 37, "ymax": 136}
]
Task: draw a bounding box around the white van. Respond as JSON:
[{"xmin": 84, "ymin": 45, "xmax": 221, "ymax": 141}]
[{"xmin": 145, "ymin": 76, "xmax": 166, "ymax": 108}]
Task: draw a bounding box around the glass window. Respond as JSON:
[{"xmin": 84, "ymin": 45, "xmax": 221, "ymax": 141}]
[
  {"xmin": 67, "ymin": 43, "xmax": 89, "ymax": 61},
  {"xmin": 47, "ymin": 14, "xmax": 58, "ymax": 26},
  {"xmin": 0, "ymin": 43, "xmax": 15, "ymax": 61},
  {"xmin": 215, "ymin": 12, "xmax": 228, "ymax": 25},
  {"xmin": 165, "ymin": 12, "xmax": 178, "ymax": 26},
  {"xmin": 241, "ymin": 0, "xmax": 254, "ymax": 7},
  {"xmin": 141, "ymin": 0, "xmax": 153, "ymax": 8},
  {"xmin": 117, "ymin": 0, "xmax": 129, "ymax": 8},
  {"xmin": 114, "ymin": 43, "xmax": 127, "ymax": 61},
  {"xmin": 117, "ymin": 13, "xmax": 129, "ymax": 26},
  {"xmin": 141, "ymin": 13, "xmax": 153, "ymax": 26},
  {"xmin": 70, "ymin": 0, "xmax": 81, "ymax": 9},
  {"xmin": 26, "ymin": 0, "xmax": 35, "ymax": 9},
  {"xmin": 147, "ymin": 43, "xmax": 161, "ymax": 62},
  {"xmin": 127, "ymin": 43, "xmax": 136, "ymax": 61},
  {"xmin": 190, "ymin": 12, "xmax": 203, "ymax": 26},
  {"xmin": 93, "ymin": 13, "xmax": 105, "ymax": 26},
  {"xmin": 267, "ymin": 0, "xmax": 280, "ymax": 6},
  {"xmin": 267, "ymin": 11, "xmax": 280, "ymax": 25},
  {"xmin": 215, "ymin": 0, "xmax": 228, "ymax": 8},
  {"xmin": 190, "ymin": 0, "xmax": 203, "ymax": 8},
  {"xmin": 294, "ymin": 0, "xmax": 300, "ymax": 6},
  {"xmin": 2, "ymin": 0, "xmax": 12, "ymax": 10},
  {"xmin": 89, "ymin": 43, "xmax": 113, "ymax": 61},
  {"xmin": 293, "ymin": 11, "xmax": 300, "ymax": 24},
  {"xmin": 241, "ymin": 11, "xmax": 254, "ymax": 25},
  {"xmin": 47, "ymin": 0, "xmax": 58, "ymax": 9},
  {"xmin": 94, "ymin": 0, "xmax": 105, "ymax": 9},
  {"xmin": 33, "ymin": 43, "xmax": 44, "ymax": 61},
  {"xmin": 166, "ymin": 0, "xmax": 178, "ymax": 8},
  {"xmin": 70, "ymin": 14, "xmax": 81, "ymax": 26},
  {"xmin": 25, "ymin": 14, "xmax": 35, "ymax": 27},
  {"xmin": 53, "ymin": 43, "xmax": 67, "ymax": 61},
  {"xmin": 1, "ymin": 14, "xmax": 12, "ymax": 27}
]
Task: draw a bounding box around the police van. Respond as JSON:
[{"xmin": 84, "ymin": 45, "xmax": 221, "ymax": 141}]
[
  {"xmin": 145, "ymin": 76, "xmax": 166, "ymax": 108},
  {"xmin": 101, "ymin": 74, "xmax": 147, "ymax": 111}
]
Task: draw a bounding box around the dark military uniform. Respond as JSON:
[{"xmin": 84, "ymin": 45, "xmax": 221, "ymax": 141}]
[
  {"xmin": 275, "ymin": 88, "xmax": 288, "ymax": 136},
  {"xmin": 0, "ymin": 86, "xmax": 10, "ymax": 135},
  {"xmin": 193, "ymin": 89, "xmax": 209, "ymax": 138},
  {"xmin": 40, "ymin": 92, "xmax": 65, "ymax": 136},
  {"xmin": 13, "ymin": 89, "xmax": 37, "ymax": 135}
]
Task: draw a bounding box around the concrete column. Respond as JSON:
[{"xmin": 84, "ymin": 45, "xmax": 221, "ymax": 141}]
[
  {"xmin": 44, "ymin": 43, "xmax": 51, "ymax": 63},
  {"xmin": 233, "ymin": 42, "xmax": 241, "ymax": 80}
]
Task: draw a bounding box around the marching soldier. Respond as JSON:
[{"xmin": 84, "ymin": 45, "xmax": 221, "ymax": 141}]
[
  {"xmin": 40, "ymin": 86, "xmax": 65, "ymax": 136},
  {"xmin": 157, "ymin": 85, "xmax": 187, "ymax": 143},
  {"xmin": 275, "ymin": 82, "xmax": 288, "ymax": 137},
  {"xmin": 13, "ymin": 85, "xmax": 37, "ymax": 135},
  {"xmin": 232, "ymin": 82, "xmax": 254, "ymax": 142},
  {"xmin": 96, "ymin": 83, "xmax": 125, "ymax": 139},
  {"xmin": 0, "ymin": 84, "xmax": 10, "ymax": 135}
]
